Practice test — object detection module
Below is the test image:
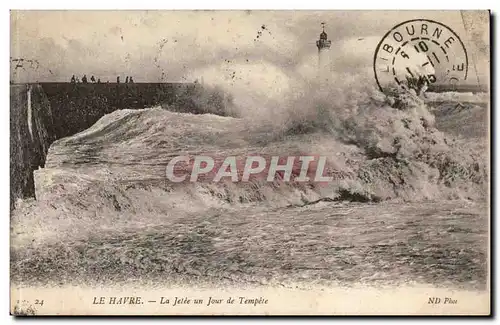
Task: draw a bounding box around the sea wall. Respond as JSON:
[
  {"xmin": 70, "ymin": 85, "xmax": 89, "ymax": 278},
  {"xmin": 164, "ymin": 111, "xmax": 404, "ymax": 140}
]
[
  {"xmin": 40, "ymin": 83, "xmax": 191, "ymax": 139},
  {"xmin": 10, "ymin": 82, "xmax": 192, "ymax": 209},
  {"xmin": 10, "ymin": 84, "xmax": 54, "ymax": 210}
]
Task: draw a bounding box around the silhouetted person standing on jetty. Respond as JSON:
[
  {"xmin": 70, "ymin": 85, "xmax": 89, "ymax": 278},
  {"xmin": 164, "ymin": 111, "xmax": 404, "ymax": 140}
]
[
  {"xmin": 70, "ymin": 75, "xmax": 76, "ymax": 83},
  {"xmin": 129, "ymin": 76, "xmax": 134, "ymax": 83},
  {"xmin": 117, "ymin": 76, "xmax": 120, "ymax": 84},
  {"xmin": 97, "ymin": 78, "xmax": 101, "ymax": 84},
  {"xmin": 90, "ymin": 75, "xmax": 96, "ymax": 83},
  {"xmin": 82, "ymin": 75, "xmax": 88, "ymax": 83},
  {"xmin": 125, "ymin": 76, "xmax": 129, "ymax": 83}
]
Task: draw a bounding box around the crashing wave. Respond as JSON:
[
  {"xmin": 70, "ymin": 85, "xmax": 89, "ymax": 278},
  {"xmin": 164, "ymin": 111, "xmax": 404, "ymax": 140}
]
[{"xmin": 9, "ymin": 79, "xmax": 488, "ymax": 250}]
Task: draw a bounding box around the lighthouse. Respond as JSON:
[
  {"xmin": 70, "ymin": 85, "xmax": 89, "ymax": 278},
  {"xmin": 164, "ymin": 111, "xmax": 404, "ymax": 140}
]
[{"xmin": 316, "ymin": 22, "xmax": 332, "ymax": 84}]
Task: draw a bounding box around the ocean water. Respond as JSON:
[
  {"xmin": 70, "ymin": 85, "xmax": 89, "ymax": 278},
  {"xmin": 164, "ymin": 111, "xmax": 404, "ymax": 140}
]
[{"xmin": 11, "ymin": 84, "xmax": 489, "ymax": 289}]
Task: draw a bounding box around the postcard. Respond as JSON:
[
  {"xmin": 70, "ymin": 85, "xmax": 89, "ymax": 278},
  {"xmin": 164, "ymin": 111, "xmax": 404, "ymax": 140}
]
[{"xmin": 10, "ymin": 10, "xmax": 490, "ymax": 315}]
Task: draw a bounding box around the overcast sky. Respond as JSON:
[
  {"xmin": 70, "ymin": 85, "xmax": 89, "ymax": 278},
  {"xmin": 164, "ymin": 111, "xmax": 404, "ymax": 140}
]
[{"xmin": 10, "ymin": 10, "xmax": 489, "ymax": 108}]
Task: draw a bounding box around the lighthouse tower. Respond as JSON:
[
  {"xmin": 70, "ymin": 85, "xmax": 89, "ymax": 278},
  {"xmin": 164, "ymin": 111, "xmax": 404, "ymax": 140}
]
[{"xmin": 316, "ymin": 23, "xmax": 332, "ymax": 84}]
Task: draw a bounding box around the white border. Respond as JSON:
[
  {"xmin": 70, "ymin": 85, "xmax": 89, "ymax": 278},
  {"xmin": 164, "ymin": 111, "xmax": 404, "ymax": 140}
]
[{"xmin": 4, "ymin": 0, "xmax": 499, "ymax": 9}]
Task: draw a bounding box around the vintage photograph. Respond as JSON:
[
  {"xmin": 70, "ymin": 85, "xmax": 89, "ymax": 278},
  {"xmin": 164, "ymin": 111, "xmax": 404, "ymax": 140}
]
[{"xmin": 10, "ymin": 10, "xmax": 490, "ymax": 315}]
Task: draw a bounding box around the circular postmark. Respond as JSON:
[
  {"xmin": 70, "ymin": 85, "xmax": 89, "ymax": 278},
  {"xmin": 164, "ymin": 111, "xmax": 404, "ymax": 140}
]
[{"xmin": 373, "ymin": 19, "xmax": 468, "ymax": 93}]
